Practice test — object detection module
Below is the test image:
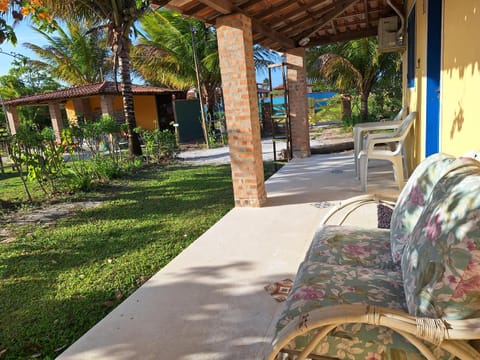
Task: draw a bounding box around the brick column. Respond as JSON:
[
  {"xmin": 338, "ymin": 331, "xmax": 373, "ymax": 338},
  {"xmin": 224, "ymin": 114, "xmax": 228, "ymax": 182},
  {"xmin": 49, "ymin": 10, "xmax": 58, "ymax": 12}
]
[
  {"xmin": 286, "ymin": 48, "xmax": 310, "ymax": 158},
  {"xmin": 48, "ymin": 103, "xmax": 63, "ymax": 142},
  {"xmin": 217, "ymin": 13, "xmax": 266, "ymax": 207},
  {"xmin": 6, "ymin": 105, "xmax": 20, "ymax": 135}
]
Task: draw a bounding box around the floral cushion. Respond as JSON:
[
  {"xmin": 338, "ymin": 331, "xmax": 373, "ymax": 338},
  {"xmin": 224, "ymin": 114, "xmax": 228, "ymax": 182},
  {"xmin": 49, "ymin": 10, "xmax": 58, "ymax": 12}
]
[
  {"xmin": 276, "ymin": 263, "xmax": 453, "ymax": 359},
  {"xmin": 305, "ymin": 225, "xmax": 397, "ymax": 270},
  {"xmin": 402, "ymin": 158, "xmax": 480, "ymax": 319},
  {"xmin": 390, "ymin": 153, "xmax": 456, "ymax": 263}
]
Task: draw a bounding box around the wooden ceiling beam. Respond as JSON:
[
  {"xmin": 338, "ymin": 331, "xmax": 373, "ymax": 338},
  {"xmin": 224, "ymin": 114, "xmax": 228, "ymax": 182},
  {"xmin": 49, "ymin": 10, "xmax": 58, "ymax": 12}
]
[
  {"xmin": 250, "ymin": 19, "xmax": 296, "ymax": 49},
  {"xmin": 183, "ymin": 3, "xmax": 207, "ymax": 16},
  {"xmin": 197, "ymin": 0, "xmax": 234, "ymax": 14},
  {"xmin": 200, "ymin": 0, "xmax": 296, "ymax": 49},
  {"xmin": 150, "ymin": 0, "xmax": 172, "ymax": 9},
  {"xmin": 265, "ymin": 0, "xmax": 327, "ymax": 23},
  {"xmin": 364, "ymin": 0, "xmax": 369, "ymax": 24},
  {"xmin": 268, "ymin": 1, "xmax": 346, "ymax": 34},
  {"xmin": 305, "ymin": 27, "xmax": 377, "ymax": 47},
  {"xmin": 254, "ymin": 0, "xmax": 297, "ymax": 20},
  {"xmin": 294, "ymin": 0, "xmax": 360, "ymax": 42}
]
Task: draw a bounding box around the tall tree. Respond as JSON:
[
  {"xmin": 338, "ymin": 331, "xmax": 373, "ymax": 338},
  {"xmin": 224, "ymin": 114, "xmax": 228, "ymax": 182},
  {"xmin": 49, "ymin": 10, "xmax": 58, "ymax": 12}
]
[
  {"xmin": 41, "ymin": 0, "xmax": 150, "ymax": 156},
  {"xmin": 0, "ymin": 57, "xmax": 60, "ymax": 127},
  {"xmin": 307, "ymin": 38, "xmax": 401, "ymax": 122},
  {"xmin": 132, "ymin": 10, "xmax": 220, "ymax": 120},
  {"xmin": 23, "ymin": 20, "xmax": 111, "ymax": 85},
  {"xmin": 132, "ymin": 9, "xmax": 279, "ymax": 120}
]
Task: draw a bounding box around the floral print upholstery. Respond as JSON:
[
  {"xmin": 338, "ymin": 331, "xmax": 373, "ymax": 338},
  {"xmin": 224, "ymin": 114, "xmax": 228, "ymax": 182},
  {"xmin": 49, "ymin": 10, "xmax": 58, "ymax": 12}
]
[
  {"xmin": 305, "ymin": 225, "xmax": 397, "ymax": 270},
  {"xmin": 272, "ymin": 154, "xmax": 480, "ymax": 360},
  {"xmin": 390, "ymin": 153, "xmax": 456, "ymax": 263},
  {"xmin": 402, "ymin": 158, "xmax": 480, "ymax": 319},
  {"xmin": 276, "ymin": 262, "xmax": 453, "ymax": 359}
]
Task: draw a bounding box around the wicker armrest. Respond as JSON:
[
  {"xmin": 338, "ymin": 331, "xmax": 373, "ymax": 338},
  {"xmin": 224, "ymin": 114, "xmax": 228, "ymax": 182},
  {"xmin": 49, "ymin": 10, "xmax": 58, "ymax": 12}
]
[
  {"xmin": 319, "ymin": 194, "xmax": 397, "ymax": 226},
  {"xmin": 266, "ymin": 304, "xmax": 480, "ymax": 360}
]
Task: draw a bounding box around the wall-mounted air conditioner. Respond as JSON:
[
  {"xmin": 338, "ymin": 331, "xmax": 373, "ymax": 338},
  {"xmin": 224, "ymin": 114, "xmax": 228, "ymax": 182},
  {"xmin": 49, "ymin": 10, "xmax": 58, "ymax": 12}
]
[{"xmin": 378, "ymin": 16, "xmax": 405, "ymax": 53}]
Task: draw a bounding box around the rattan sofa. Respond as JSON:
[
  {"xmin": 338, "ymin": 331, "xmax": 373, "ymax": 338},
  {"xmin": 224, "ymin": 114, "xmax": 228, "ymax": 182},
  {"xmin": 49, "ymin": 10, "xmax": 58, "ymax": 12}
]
[{"xmin": 266, "ymin": 152, "xmax": 480, "ymax": 360}]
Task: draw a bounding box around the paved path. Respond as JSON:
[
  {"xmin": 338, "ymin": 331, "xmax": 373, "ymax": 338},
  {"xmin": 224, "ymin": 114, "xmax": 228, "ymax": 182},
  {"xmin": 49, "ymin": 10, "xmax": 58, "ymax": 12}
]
[{"xmin": 177, "ymin": 138, "xmax": 326, "ymax": 165}]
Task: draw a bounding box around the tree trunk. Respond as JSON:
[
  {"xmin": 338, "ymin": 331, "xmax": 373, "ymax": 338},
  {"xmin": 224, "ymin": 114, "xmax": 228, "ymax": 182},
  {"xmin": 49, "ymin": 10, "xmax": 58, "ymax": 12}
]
[
  {"xmin": 118, "ymin": 37, "xmax": 142, "ymax": 157},
  {"xmin": 340, "ymin": 93, "xmax": 352, "ymax": 118},
  {"xmin": 205, "ymin": 83, "xmax": 217, "ymax": 132},
  {"xmin": 360, "ymin": 91, "xmax": 369, "ymax": 123}
]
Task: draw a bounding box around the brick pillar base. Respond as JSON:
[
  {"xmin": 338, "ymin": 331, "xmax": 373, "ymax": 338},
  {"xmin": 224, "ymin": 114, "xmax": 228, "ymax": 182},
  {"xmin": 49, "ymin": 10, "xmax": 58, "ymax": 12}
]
[
  {"xmin": 286, "ymin": 48, "xmax": 310, "ymax": 158},
  {"xmin": 217, "ymin": 13, "xmax": 266, "ymax": 207}
]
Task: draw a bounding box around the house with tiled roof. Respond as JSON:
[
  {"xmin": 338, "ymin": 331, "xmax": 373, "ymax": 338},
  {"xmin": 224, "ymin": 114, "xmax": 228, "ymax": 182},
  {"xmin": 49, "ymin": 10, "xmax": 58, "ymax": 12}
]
[{"xmin": 4, "ymin": 81, "xmax": 185, "ymax": 141}]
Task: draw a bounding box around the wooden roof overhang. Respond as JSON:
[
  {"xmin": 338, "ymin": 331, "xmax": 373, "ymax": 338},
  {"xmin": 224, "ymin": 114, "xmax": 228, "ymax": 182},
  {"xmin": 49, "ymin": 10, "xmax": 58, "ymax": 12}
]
[{"xmin": 151, "ymin": 0, "xmax": 404, "ymax": 51}]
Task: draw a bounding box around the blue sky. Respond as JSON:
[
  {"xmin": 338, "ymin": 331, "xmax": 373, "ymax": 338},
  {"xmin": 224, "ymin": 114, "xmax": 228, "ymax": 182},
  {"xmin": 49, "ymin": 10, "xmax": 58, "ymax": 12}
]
[
  {"xmin": 0, "ymin": 20, "xmax": 45, "ymax": 76},
  {"xmin": 0, "ymin": 19, "xmax": 281, "ymax": 86}
]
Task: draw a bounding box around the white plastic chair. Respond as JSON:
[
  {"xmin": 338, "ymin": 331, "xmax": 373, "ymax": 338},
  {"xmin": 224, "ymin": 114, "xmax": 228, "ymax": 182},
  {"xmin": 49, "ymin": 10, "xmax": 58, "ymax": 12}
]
[
  {"xmin": 353, "ymin": 107, "xmax": 406, "ymax": 178},
  {"xmin": 358, "ymin": 112, "xmax": 417, "ymax": 192}
]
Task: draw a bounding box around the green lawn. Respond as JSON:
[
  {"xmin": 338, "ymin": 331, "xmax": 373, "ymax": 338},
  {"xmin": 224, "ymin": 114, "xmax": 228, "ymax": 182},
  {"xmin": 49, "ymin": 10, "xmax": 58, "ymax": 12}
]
[{"xmin": 0, "ymin": 162, "xmax": 278, "ymax": 359}]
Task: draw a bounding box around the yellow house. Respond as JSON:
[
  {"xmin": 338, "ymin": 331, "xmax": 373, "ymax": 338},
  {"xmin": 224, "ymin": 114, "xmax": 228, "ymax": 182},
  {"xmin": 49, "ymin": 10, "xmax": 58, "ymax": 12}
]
[
  {"xmin": 4, "ymin": 81, "xmax": 183, "ymax": 141},
  {"xmin": 403, "ymin": 0, "xmax": 480, "ymax": 165}
]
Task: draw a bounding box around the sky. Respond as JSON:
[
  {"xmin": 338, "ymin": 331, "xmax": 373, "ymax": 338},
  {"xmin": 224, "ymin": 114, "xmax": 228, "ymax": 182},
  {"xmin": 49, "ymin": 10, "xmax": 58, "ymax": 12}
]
[
  {"xmin": 0, "ymin": 18, "xmax": 282, "ymax": 86},
  {"xmin": 0, "ymin": 20, "xmax": 45, "ymax": 76}
]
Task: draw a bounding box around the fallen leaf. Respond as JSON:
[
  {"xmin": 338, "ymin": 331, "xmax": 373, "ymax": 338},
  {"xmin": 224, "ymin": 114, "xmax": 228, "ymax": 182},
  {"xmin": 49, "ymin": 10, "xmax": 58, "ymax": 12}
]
[
  {"xmin": 0, "ymin": 349, "xmax": 7, "ymax": 357},
  {"xmin": 115, "ymin": 290, "xmax": 123, "ymax": 300},
  {"xmin": 102, "ymin": 300, "xmax": 115, "ymax": 307}
]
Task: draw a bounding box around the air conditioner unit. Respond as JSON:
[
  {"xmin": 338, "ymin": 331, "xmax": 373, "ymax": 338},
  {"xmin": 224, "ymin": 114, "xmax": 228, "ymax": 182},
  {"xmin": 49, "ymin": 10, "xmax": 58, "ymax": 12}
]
[{"xmin": 378, "ymin": 16, "xmax": 404, "ymax": 53}]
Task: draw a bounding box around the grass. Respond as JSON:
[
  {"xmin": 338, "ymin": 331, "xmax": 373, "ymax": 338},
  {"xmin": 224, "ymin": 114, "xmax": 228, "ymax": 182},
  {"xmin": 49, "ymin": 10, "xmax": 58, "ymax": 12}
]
[{"xmin": 0, "ymin": 162, "xmax": 279, "ymax": 359}]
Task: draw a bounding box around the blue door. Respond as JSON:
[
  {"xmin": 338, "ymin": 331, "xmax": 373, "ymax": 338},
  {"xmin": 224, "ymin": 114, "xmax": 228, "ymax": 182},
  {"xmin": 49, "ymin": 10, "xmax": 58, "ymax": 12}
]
[{"xmin": 425, "ymin": 0, "xmax": 442, "ymax": 156}]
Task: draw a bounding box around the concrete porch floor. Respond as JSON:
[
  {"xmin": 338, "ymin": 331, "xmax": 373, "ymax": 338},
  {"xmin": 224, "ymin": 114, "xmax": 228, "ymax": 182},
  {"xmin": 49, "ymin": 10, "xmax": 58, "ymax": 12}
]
[{"xmin": 58, "ymin": 151, "xmax": 400, "ymax": 360}]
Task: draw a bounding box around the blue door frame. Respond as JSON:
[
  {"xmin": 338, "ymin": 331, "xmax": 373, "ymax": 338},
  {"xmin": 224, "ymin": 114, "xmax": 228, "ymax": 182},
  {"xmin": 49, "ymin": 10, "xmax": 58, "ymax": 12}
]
[{"xmin": 425, "ymin": 0, "xmax": 442, "ymax": 156}]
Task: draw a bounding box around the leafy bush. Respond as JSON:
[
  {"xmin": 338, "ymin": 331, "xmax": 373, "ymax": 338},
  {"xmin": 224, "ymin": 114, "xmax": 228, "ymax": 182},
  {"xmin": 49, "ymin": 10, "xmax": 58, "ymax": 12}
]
[
  {"xmin": 9, "ymin": 125, "xmax": 66, "ymax": 198},
  {"xmin": 134, "ymin": 128, "xmax": 177, "ymax": 164}
]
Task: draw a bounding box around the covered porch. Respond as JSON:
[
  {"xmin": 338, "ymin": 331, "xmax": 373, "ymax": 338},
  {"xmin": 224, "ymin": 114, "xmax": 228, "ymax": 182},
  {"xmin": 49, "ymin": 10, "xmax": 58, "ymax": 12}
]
[{"xmin": 57, "ymin": 152, "xmax": 400, "ymax": 360}]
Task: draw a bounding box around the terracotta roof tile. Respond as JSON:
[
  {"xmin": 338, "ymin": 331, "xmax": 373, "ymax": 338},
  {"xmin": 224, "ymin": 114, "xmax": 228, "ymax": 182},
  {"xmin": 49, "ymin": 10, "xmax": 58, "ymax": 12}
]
[{"xmin": 3, "ymin": 81, "xmax": 179, "ymax": 107}]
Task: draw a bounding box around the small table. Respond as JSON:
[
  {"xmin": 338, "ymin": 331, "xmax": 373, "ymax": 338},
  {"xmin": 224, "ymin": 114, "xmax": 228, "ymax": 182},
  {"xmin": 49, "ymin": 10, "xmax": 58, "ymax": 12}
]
[{"xmin": 353, "ymin": 120, "xmax": 402, "ymax": 178}]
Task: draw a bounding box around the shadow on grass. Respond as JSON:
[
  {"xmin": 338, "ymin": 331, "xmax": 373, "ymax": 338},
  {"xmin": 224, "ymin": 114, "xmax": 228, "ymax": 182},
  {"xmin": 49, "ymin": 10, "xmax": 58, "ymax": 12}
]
[{"xmin": 0, "ymin": 164, "xmax": 238, "ymax": 359}]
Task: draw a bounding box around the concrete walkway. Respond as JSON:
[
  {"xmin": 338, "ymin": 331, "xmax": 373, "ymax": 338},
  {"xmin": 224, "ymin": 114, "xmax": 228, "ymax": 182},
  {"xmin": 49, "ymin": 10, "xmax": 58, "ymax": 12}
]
[
  {"xmin": 57, "ymin": 152, "xmax": 399, "ymax": 360},
  {"xmin": 177, "ymin": 138, "xmax": 288, "ymax": 165}
]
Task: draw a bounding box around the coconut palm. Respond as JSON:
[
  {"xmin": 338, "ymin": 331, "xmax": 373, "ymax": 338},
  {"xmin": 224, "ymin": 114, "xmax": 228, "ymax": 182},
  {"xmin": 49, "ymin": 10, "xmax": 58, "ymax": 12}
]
[
  {"xmin": 23, "ymin": 21, "xmax": 111, "ymax": 86},
  {"xmin": 132, "ymin": 9, "xmax": 279, "ymax": 120},
  {"xmin": 132, "ymin": 10, "xmax": 220, "ymax": 118},
  {"xmin": 42, "ymin": 0, "xmax": 150, "ymax": 156},
  {"xmin": 307, "ymin": 38, "xmax": 401, "ymax": 122}
]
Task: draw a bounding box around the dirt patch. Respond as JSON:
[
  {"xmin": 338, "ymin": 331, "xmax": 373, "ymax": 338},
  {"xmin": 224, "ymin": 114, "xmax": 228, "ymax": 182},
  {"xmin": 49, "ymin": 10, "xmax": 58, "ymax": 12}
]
[
  {"xmin": 311, "ymin": 125, "xmax": 353, "ymax": 145},
  {"xmin": 0, "ymin": 200, "xmax": 103, "ymax": 244}
]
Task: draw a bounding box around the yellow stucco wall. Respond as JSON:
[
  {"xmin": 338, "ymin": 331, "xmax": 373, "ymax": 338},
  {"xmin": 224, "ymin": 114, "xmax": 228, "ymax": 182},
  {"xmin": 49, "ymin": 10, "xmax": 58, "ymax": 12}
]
[
  {"xmin": 65, "ymin": 100, "xmax": 76, "ymax": 124},
  {"xmin": 404, "ymin": 0, "xmax": 427, "ymax": 167},
  {"xmin": 405, "ymin": 0, "xmax": 480, "ymax": 160},
  {"xmin": 133, "ymin": 96, "xmax": 158, "ymax": 130},
  {"xmin": 61, "ymin": 95, "xmax": 158, "ymax": 129},
  {"xmin": 441, "ymin": 0, "xmax": 480, "ymax": 155}
]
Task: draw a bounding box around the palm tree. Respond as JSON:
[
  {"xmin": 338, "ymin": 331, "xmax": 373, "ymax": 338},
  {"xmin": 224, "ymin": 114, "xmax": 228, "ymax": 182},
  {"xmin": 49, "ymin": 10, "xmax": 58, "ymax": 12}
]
[
  {"xmin": 132, "ymin": 10, "xmax": 220, "ymax": 123},
  {"xmin": 23, "ymin": 21, "xmax": 110, "ymax": 86},
  {"xmin": 132, "ymin": 9, "xmax": 279, "ymax": 122},
  {"xmin": 42, "ymin": 0, "xmax": 150, "ymax": 156},
  {"xmin": 307, "ymin": 38, "xmax": 400, "ymax": 122}
]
